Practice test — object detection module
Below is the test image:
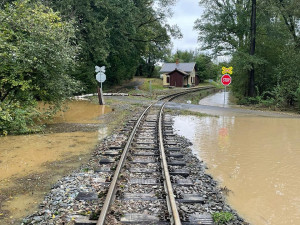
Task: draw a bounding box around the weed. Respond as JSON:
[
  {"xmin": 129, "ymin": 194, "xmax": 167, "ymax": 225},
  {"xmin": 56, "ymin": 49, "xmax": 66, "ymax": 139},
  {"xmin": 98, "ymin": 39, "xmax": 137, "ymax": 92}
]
[
  {"xmin": 98, "ymin": 191, "xmax": 107, "ymax": 198},
  {"xmin": 220, "ymin": 186, "xmax": 232, "ymax": 196},
  {"xmin": 178, "ymin": 110, "xmax": 214, "ymax": 117},
  {"xmin": 82, "ymin": 168, "xmax": 89, "ymax": 172},
  {"xmin": 89, "ymin": 210, "xmax": 100, "ymax": 220},
  {"xmin": 212, "ymin": 211, "xmax": 234, "ymax": 224}
]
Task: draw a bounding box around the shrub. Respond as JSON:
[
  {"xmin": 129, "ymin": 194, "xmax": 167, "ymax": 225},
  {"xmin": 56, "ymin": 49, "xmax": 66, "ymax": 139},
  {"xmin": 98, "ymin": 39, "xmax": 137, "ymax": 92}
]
[{"xmin": 0, "ymin": 101, "xmax": 41, "ymax": 135}]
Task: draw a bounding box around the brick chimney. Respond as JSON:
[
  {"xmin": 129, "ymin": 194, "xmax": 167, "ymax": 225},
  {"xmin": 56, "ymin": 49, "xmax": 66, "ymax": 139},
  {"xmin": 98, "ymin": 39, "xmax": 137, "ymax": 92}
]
[{"xmin": 176, "ymin": 58, "xmax": 179, "ymax": 68}]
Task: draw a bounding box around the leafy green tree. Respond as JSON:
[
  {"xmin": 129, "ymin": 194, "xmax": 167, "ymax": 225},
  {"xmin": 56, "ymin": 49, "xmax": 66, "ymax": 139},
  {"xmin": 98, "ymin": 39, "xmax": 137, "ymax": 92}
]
[
  {"xmin": 0, "ymin": 0, "xmax": 79, "ymax": 134},
  {"xmin": 165, "ymin": 50, "xmax": 196, "ymax": 63},
  {"xmin": 195, "ymin": 0, "xmax": 251, "ymax": 55},
  {"xmin": 47, "ymin": 0, "xmax": 178, "ymax": 89},
  {"xmin": 48, "ymin": 0, "xmax": 177, "ymax": 87},
  {"xmin": 195, "ymin": 54, "xmax": 218, "ymax": 81},
  {"xmin": 196, "ymin": 0, "xmax": 300, "ymax": 109},
  {"xmin": 44, "ymin": 0, "xmax": 109, "ymax": 92}
]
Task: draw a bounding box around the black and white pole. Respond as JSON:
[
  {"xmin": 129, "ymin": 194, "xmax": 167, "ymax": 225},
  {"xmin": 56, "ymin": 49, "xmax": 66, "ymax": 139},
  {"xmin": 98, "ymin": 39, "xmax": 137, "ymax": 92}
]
[{"xmin": 95, "ymin": 66, "xmax": 106, "ymax": 105}]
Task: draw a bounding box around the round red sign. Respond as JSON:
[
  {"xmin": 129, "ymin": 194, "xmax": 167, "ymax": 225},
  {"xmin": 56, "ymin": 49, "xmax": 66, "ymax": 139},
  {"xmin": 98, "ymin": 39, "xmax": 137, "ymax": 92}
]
[{"xmin": 221, "ymin": 74, "xmax": 231, "ymax": 86}]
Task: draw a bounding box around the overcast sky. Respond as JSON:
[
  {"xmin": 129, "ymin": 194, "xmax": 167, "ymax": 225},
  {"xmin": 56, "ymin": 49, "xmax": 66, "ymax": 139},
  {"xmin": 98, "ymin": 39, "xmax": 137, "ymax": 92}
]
[{"xmin": 168, "ymin": 0, "xmax": 204, "ymax": 53}]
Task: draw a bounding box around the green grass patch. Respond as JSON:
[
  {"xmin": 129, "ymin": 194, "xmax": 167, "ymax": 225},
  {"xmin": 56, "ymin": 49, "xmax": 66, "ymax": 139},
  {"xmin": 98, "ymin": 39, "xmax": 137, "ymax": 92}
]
[
  {"xmin": 212, "ymin": 212, "xmax": 234, "ymax": 224},
  {"xmin": 164, "ymin": 108, "xmax": 215, "ymax": 117},
  {"xmin": 140, "ymin": 78, "xmax": 165, "ymax": 91},
  {"xmin": 178, "ymin": 110, "xmax": 213, "ymax": 117}
]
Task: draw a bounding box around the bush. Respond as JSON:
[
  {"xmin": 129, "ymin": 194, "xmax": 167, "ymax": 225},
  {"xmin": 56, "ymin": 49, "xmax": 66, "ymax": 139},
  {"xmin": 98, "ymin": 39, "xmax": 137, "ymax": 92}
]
[{"xmin": 0, "ymin": 101, "xmax": 42, "ymax": 135}]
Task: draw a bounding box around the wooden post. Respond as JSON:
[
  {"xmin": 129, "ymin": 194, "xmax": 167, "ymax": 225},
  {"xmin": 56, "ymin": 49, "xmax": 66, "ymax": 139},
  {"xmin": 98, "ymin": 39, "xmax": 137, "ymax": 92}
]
[
  {"xmin": 149, "ymin": 80, "xmax": 152, "ymax": 95},
  {"xmin": 97, "ymin": 85, "xmax": 105, "ymax": 105}
]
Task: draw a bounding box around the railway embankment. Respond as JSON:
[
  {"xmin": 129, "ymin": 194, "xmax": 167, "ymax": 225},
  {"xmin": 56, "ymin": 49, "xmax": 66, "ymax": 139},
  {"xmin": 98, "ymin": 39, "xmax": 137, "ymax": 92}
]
[{"xmin": 22, "ymin": 105, "xmax": 248, "ymax": 225}]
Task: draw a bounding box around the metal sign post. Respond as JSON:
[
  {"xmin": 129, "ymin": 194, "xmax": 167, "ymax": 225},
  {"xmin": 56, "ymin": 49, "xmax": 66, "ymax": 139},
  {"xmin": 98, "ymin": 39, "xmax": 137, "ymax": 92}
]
[
  {"xmin": 95, "ymin": 66, "xmax": 106, "ymax": 105},
  {"xmin": 224, "ymin": 86, "xmax": 226, "ymax": 107},
  {"xmin": 221, "ymin": 67, "xmax": 233, "ymax": 107}
]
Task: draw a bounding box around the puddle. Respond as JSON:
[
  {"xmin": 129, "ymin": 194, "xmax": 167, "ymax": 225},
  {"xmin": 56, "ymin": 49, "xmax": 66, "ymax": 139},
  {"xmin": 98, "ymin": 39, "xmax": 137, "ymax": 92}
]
[
  {"xmin": 174, "ymin": 115, "xmax": 300, "ymax": 225},
  {"xmin": 0, "ymin": 100, "xmax": 110, "ymax": 224}
]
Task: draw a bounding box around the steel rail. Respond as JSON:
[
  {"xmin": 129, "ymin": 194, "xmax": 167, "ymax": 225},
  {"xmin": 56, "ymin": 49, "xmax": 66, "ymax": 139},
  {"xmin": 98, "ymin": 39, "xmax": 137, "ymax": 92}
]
[
  {"xmin": 159, "ymin": 86, "xmax": 214, "ymax": 101},
  {"xmin": 97, "ymin": 86, "xmax": 214, "ymax": 225},
  {"xmin": 97, "ymin": 103, "xmax": 153, "ymax": 225},
  {"xmin": 158, "ymin": 100, "xmax": 181, "ymax": 225},
  {"xmin": 156, "ymin": 88, "xmax": 207, "ymax": 225}
]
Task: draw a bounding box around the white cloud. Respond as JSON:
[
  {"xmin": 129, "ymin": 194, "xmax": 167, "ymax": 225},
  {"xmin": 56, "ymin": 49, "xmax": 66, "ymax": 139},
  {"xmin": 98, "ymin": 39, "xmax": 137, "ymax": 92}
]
[{"xmin": 168, "ymin": 0, "xmax": 204, "ymax": 52}]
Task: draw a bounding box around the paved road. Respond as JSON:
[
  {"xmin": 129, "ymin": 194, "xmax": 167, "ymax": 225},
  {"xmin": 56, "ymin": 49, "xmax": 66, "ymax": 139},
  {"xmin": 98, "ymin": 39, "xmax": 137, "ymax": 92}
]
[
  {"xmin": 165, "ymin": 101, "xmax": 300, "ymax": 118},
  {"xmin": 107, "ymin": 94, "xmax": 300, "ymax": 118}
]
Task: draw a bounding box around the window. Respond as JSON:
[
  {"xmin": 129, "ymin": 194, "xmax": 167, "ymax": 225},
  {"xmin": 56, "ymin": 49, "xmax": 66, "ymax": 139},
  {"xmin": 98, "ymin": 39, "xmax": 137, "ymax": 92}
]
[{"xmin": 167, "ymin": 76, "xmax": 170, "ymax": 83}]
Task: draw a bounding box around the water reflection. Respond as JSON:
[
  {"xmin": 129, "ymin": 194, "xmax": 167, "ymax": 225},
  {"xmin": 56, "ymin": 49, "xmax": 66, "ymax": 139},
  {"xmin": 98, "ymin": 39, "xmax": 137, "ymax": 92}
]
[{"xmin": 174, "ymin": 115, "xmax": 300, "ymax": 225}]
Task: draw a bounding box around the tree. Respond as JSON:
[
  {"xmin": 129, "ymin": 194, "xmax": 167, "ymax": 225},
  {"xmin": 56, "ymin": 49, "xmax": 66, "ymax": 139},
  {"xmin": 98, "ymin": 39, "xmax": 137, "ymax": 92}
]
[
  {"xmin": 248, "ymin": 0, "xmax": 257, "ymax": 97},
  {"xmin": 270, "ymin": 0, "xmax": 300, "ymax": 49},
  {"xmin": 0, "ymin": 0, "xmax": 79, "ymax": 134},
  {"xmin": 44, "ymin": 0, "xmax": 109, "ymax": 92},
  {"xmin": 195, "ymin": 0, "xmax": 300, "ymax": 109},
  {"xmin": 195, "ymin": 0, "xmax": 251, "ymax": 56},
  {"xmin": 47, "ymin": 0, "xmax": 179, "ymax": 89}
]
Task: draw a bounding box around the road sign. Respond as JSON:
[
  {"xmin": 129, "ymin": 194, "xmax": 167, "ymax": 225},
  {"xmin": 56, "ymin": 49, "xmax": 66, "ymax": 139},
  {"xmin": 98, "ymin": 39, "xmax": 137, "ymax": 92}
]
[
  {"xmin": 95, "ymin": 66, "xmax": 105, "ymax": 73},
  {"xmin": 96, "ymin": 72, "xmax": 106, "ymax": 83},
  {"xmin": 221, "ymin": 74, "xmax": 231, "ymax": 86},
  {"xmin": 222, "ymin": 67, "xmax": 233, "ymax": 75}
]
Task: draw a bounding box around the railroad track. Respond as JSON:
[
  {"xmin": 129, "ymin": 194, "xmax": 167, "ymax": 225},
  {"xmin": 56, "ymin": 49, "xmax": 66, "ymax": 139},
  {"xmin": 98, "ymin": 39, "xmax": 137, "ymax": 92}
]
[{"xmin": 95, "ymin": 87, "xmax": 215, "ymax": 225}]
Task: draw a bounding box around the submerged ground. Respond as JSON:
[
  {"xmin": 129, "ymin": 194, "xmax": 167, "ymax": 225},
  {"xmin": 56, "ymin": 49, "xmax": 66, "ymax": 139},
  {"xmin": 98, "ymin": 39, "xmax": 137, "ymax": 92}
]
[
  {"xmin": 173, "ymin": 92, "xmax": 300, "ymax": 225},
  {"xmin": 0, "ymin": 83, "xmax": 299, "ymax": 224}
]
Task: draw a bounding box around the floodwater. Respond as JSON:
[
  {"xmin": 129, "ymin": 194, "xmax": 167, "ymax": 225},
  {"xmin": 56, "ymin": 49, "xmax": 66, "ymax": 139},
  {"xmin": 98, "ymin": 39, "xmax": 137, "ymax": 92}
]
[
  {"xmin": 41, "ymin": 100, "xmax": 110, "ymax": 124},
  {"xmin": 174, "ymin": 93, "xmax": 300, "ymax": 225},
  {"xmin": 199, "ymin": 90, "xmax": 230, "ymax": 107},
  {"xmin": 0, "ymin": 100, "xmax": 110, "ymax": 224}
]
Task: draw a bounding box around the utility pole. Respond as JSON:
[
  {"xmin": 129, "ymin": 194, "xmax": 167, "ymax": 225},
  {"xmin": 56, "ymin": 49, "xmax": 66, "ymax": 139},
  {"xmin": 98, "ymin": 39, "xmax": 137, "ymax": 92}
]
[{"xmin": 248, "ymin": 0, "xmax": 256, "ymax": 97}]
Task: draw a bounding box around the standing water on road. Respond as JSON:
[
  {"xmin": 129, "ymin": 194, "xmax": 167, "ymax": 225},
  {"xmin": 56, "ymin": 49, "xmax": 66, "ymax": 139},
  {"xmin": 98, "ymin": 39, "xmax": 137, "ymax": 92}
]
[
  {"xmin": 174, "ymin": 92, "xmax": 300, "ymax": 225},
  {"xmin": 0, "ymin": 100, "xmax": 111, "ymax": 224},
  {"xmin": 199, "ymin": 90, "xmax": 231, "ymax": 107}
]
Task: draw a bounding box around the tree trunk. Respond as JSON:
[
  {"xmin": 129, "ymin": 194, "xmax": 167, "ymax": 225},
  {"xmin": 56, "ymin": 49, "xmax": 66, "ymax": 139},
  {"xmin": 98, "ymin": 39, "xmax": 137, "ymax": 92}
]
[{"xmin": 248, "ymin": 0, "xmax": 256, "ymax": 97}]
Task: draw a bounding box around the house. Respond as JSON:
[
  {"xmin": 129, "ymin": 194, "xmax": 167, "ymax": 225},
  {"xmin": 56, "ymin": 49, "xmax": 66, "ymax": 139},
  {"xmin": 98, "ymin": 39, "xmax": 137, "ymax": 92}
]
[{"xmin": 159, "ymin": 60, "xmax": 199, "ymax": 87}]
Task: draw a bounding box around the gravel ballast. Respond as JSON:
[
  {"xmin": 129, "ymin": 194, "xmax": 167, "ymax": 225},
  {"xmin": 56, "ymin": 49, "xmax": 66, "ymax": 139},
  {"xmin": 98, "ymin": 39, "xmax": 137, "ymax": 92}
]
[{"xmin": 22, "ymin": 112, "xmax": 248, "ymax": 225}]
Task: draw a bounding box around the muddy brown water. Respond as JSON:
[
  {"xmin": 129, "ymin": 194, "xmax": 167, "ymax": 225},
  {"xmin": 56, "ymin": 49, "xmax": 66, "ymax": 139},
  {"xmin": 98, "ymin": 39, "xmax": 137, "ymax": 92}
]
[
  {"xmin": 0, "ymin": 100, "xmax": 111, "ymax": 224},
  {"xmin": 174, "ymin": 92, "xmax": 300, "ymax": 225}
]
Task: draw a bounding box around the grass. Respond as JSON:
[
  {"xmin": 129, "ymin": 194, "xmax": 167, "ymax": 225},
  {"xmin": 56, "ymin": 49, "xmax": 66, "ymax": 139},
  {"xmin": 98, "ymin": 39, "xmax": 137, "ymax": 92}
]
[
  {"xmin": 212, "ymin": 211, "xmax": 234, "ymax": 224},
  {"xmin": 139, "ymin": 78, "xmax": 165, "ymax": 91},
  {"xmin": 207, "ymin": 80, "xmax": 225, "ymax": 89},
  {"xmin": 164, "ymin": 108, "xmax": 216, "ymax": 117},
  {"xmin": 172, "ymin": 88, "xmax": 218, "ymax": 105},
  {"xmin": 178, "ymin": 110, "xmax": 210, "ymax": 117}
]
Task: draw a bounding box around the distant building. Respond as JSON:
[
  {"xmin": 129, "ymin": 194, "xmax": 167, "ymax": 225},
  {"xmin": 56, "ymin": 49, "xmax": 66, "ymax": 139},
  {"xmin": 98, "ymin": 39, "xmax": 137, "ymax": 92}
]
[{"xmin": 159, "ymin": 60, "xmax": 199, "ymax": 87}]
